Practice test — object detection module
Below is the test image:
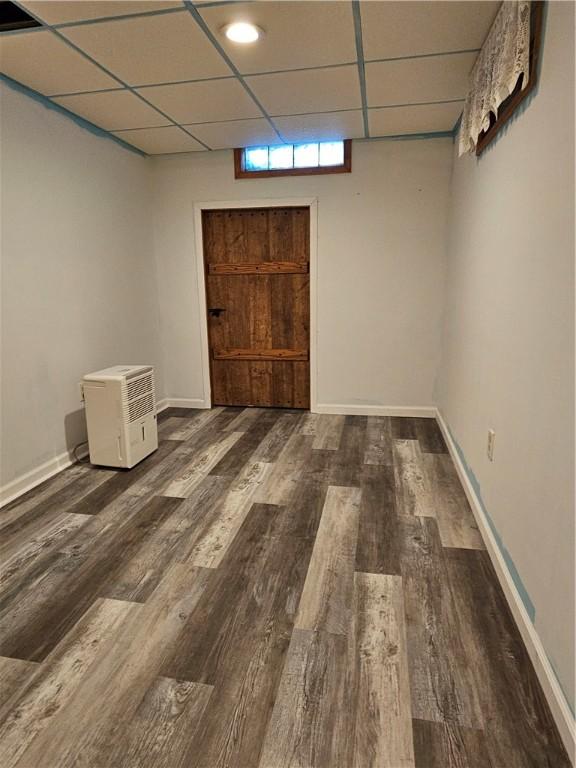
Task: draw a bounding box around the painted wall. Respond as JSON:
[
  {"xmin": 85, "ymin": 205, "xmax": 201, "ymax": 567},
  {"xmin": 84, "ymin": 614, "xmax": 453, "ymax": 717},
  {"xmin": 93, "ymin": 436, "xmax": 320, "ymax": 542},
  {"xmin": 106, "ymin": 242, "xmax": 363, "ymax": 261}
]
[
  {"xmin": 437, "ymin": 0, "xmax": 575, "ymax": 712},
  {"xmin": 151, "ymin": 137, "xmax": 453, "ymax": 410},
  {"xmin": 0, "ymin": 82, "xmax": 163, "ymax": 490}
]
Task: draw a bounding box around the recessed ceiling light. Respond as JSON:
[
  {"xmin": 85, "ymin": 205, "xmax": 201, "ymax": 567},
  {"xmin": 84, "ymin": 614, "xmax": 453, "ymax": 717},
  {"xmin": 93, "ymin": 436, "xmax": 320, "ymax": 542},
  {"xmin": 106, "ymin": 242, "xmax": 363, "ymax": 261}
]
[{"xmin": 223, "ymin": 22, "xmax": 262, "ymax": 44}]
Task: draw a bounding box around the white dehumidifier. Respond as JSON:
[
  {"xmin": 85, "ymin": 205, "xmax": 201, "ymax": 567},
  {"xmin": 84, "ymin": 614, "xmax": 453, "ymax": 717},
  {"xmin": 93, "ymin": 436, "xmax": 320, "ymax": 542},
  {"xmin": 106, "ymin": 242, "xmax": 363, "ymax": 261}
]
[{"xmin": 82, "ymin": 365, "xmax": 158, "ymax": 468}]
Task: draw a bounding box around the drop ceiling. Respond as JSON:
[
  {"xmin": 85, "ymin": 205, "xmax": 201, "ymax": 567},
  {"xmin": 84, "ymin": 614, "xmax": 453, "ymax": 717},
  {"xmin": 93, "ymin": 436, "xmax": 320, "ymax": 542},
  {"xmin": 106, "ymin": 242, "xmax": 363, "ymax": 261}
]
[{"xmin": 0, "ymin": 0, "xmax": 500, "ymax": 156}]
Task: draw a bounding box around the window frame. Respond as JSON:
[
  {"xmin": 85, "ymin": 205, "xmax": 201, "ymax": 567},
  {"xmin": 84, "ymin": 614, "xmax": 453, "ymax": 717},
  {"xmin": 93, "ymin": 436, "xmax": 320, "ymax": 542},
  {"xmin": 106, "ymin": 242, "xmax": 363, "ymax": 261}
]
[
  {"xmin": 234, "ymin": 140, "xmax": 352, "ymax": 179},
  {"xmin": 475, "ymin": 1, "xmax": 545, "ymax": 156}
]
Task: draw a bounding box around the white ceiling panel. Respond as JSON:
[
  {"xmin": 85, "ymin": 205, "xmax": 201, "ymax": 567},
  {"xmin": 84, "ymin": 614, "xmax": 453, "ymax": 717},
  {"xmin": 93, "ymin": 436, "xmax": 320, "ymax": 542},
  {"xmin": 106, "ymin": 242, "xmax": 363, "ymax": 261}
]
[
  {"xmin": 61, "ymin": 11, "xmax": 229, "ymax": 87},
  {"xmin": 246, "ymin": 65, "xmax": 361, "ymax": 117},
  {"xmin": 138, "ymin": 78, "xmax": 261, "ymax": 123},
  {"xmin": 366, "ymin": 51, "xmax": 477, "ymax": 107},
  {"xmin": 199, "ymin": 1, "xmax": 356, "ymax": 74},
  {"xmin": 113, "ymin": 126, "xmax": 205, "ymax": 154},
  {"xmin": 369, "ymin": 101, "xmax": 463, "ymax": 137},
  {"xmin": 20, "ymin": 2, "xmax": 184, "ymax": 25},
  {"xmin": 274, "ymin": 110, "xmax": 365, "ymax": 143},
  {"xmin": 184, "ymin": 118, "xmax": 279, "ymax": 149},
  {"xmin": 0, "ymin": 29, "xmax": 117, "ymax": 95},
  {"xmin": 361, "ymin": 1, "xmax": 499, "ymax": 60},
  {"xmin": 52, "ymin": 89, "xmax": 171, "ymax": 130}
]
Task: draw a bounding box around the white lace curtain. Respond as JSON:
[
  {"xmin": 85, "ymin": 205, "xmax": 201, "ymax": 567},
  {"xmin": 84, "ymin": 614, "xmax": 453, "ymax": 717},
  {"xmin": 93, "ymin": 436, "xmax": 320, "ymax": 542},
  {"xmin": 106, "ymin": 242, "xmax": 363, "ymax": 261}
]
[{"xmin": 458, "ymin": 1, "xmax": 531, "ymax": 155}]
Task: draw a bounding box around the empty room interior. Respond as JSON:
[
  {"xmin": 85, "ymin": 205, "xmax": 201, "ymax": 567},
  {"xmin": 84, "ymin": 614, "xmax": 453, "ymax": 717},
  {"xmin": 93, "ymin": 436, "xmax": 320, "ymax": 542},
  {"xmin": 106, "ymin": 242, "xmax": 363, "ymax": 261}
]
[{"xmin": 1, "ymin": 0, "xmax": 575, "ymax": 766}]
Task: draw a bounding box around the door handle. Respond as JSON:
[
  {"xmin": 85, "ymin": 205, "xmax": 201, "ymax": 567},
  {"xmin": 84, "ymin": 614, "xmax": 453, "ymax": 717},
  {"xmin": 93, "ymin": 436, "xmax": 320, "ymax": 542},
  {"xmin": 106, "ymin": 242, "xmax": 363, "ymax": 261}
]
[{"xmin": 208, "ymin": 308, "xmax": 226, "ymax": 318}]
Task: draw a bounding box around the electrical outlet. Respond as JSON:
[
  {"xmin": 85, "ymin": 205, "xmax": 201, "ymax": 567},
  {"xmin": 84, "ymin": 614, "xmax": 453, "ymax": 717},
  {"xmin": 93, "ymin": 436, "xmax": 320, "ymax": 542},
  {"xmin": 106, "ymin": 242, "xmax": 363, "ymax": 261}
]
[{"xmin": 487, "ymin": 429, "xmax": 495, "ymax": 461}]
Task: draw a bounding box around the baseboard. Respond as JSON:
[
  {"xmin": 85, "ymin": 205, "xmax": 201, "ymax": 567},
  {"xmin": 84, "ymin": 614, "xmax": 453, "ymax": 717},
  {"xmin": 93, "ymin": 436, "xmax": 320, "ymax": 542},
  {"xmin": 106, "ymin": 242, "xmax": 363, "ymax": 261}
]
[
  {"xmin": 313, "ymin": 403, "xmax": 437, "ymax": 417},
  {"xmin": 0, "ymin": 445, "xmax": 89, "ymax": 508},
  {"xmin": 0, "ymin": 396, "xmax": 199, "ymax": 508},
  {"xmin": 435, "ymin": 409, "xmax": 576, "ymax": 763},
  {"xmin": 159, "ymin": 397, "xmax": 209, "ymax": 410},
  {"xmin": 156, "ymin": 398, "xmax": 169, "ymax": 414}
]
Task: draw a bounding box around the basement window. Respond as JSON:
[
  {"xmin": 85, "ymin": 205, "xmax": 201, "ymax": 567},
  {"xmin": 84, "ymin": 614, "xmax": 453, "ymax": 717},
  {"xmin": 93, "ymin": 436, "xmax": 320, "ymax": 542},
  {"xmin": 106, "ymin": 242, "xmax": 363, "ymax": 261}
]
[
  {"xmin": 234, "ymin": 140, "xmax": 352, "ymax": 179},
  {"xmin": 0, "ymin": 2, "xmax": 41, "ymax": 31}
]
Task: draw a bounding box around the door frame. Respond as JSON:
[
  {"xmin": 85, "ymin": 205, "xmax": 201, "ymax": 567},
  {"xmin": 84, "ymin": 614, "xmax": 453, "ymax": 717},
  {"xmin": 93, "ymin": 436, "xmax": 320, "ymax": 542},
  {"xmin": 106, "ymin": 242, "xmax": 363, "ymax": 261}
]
[{"xmin": 193, "ymin": 197, "xmax": 318, "ymax": 411}]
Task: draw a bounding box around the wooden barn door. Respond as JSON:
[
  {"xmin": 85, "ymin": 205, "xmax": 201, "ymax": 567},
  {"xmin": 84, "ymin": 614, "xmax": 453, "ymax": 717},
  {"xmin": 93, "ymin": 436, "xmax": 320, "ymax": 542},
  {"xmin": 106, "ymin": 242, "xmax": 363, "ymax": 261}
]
[{"xmin": 202, "ymin": 206, "xmax": 310, "ymax": 409}]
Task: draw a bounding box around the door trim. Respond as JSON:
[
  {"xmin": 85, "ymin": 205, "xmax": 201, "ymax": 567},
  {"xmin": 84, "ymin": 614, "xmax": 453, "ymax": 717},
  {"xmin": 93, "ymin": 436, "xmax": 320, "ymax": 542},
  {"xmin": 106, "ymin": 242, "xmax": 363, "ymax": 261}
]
[{"xmin": 193, "ymin": 197, "xmax": 318, "ymax": 410}]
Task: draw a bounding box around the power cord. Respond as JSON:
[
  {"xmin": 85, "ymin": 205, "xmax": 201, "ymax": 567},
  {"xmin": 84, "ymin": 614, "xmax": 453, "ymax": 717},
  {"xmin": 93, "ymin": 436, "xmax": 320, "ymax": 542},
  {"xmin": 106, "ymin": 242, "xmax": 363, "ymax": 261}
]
[{"xmin": 73, "ymin": 441, "xmax": 90, "ymax": 463}]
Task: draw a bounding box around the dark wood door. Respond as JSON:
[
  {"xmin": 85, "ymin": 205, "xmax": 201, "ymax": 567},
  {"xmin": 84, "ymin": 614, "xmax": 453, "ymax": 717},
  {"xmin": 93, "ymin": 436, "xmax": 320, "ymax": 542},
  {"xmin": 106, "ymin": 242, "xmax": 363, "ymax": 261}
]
[{"xmin": 203, "ymin": 206, "xmax": 310, "ymax": 408}]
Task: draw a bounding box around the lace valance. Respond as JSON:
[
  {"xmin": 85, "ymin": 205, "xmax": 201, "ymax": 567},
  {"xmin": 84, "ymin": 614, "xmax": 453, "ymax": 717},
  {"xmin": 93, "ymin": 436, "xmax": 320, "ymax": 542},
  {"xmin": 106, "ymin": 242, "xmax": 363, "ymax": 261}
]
[{"xmin": 458, "ymin": 1, "xmax": 531, "ymax": 156}]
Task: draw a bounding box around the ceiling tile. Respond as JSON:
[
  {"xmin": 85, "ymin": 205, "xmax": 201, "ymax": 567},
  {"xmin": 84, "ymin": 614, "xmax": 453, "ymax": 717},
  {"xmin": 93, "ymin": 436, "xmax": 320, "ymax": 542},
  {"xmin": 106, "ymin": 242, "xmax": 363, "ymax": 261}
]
[
  {"xmin": 112, "ymin": 126, "xmax": 205, "ymax": 154},
  {"xmin": 20, "ymin": 2, "xmax": 184, "ymax": 25},
  {"xmin": 199, "ymin": 1, "xmax": 356, "ymax": 74},
  {"xmin": 52, "ymin": 90, "xmax": 171, "ymax": 130},
  {"xmin": 246, "ymin": 65, "xmax": 361, "ymax": 117},
  {"xmin": 274, "ymin": 110, "xmax": 365, "ymax": 143},
  {"xmin": 61, "ymin": 11, "xmax": 229, "ymax": 87},
  {"xmin": 0, "ymin": 29, "xmax": 117, "ymax": 95},
  {"xmin": 360, "ymin": 1, "xmax": 500, "ymax": 60},
  {"xmin": 369, "ymin": 101, "xmax": 463, "ymax": 137},
  {"xmin": 183, "ymin": 118, "xmax": 279, "ymax": 149},
  {"xmin": 137, "ymin": 78, "xmax": 261, "ymax": 123},
  {"xmin": 365, "ymin": 52, "xmax": 477, "ymax": 107}
]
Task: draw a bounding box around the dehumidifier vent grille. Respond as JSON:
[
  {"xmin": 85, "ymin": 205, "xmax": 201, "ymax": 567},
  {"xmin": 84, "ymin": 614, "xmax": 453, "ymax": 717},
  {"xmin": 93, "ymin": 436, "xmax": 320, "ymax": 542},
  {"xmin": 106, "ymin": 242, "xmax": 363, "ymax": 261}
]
[
  {"xmin": 127, "ymin": 374, "xmax": 153, "ymax": 401},
  {"xmin": 128, "ymin": 393, "xmax": 155, "ymax": 422}
]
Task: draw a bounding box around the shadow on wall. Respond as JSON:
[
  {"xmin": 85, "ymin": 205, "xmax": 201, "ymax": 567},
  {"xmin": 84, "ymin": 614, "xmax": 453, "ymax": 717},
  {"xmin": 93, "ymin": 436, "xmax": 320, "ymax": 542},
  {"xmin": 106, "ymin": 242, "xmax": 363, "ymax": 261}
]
[{"xmin": 64, "ymin": 407, "xmax": 88, "ymax": 457}]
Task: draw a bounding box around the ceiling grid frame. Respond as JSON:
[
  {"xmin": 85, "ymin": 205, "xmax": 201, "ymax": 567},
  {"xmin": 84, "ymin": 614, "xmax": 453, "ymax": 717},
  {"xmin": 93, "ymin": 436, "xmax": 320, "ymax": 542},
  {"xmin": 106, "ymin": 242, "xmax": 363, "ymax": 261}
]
[
  {"xmin": 182, "ymin": 0, "xmax": 285, "ymax": 143},
  {"xmin": 0, "ymin": 71, "xmax": 148, "ymax": 156},
  {"xmin": 10, "ymin": 0, "xmax": 213, "ymax": 150},
  {"xmin": 351, "ymin": 0, "xmax": 369, "ymax": 139},
  {"xmin": 1, "ymin": 1, "xmax": 502, "ymax": 154}
]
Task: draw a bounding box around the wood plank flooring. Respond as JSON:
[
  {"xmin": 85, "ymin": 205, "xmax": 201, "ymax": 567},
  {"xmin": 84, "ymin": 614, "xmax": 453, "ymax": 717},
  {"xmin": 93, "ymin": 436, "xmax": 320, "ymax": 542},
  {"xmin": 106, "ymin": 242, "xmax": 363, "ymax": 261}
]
[{"xmin": 0, "ymin": 408, "xmax": 569, "ymax": 767}]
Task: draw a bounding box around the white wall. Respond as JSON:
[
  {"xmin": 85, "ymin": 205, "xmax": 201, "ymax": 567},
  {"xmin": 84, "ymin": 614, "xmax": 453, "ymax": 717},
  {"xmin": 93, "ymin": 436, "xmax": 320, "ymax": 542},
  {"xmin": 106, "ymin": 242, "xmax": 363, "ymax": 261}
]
[
  {"xmin": 151, "ymin": 137, "xmax": 453, "ymax": 411},
  {"xmin": 437, "ymin": 0, "xmax": 575, "ymax": 714},
  {"xmin": 0, "ymin": 82, "xmax": 163, "ymax": 492}
]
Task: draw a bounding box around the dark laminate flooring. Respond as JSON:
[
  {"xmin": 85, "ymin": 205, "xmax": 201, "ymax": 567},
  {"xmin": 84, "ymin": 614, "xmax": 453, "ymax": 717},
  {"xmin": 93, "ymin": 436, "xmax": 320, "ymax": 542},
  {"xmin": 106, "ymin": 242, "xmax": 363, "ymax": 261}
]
[{"xmin": 0, "ymin": 408, "xmax": 569, "ymax": 767}]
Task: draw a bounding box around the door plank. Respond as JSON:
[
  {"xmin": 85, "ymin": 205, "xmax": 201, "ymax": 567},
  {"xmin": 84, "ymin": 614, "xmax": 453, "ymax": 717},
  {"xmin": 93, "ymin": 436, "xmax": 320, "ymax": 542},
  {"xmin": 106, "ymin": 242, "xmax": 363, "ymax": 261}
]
[
  {"xmin": 209, "ymin": 261, "xmax": 308, "ymax": 274},
  {"xmin": 213, "ymin": 348, "xmax": 308, "ymax": 361}
]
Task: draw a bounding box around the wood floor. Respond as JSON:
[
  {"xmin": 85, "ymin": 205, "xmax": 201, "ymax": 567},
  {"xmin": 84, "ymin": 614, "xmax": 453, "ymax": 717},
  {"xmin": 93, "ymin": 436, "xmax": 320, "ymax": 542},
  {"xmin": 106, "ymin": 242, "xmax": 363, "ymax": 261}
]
[{"xmin": 0, "ymin": 408, "xmax": 569, "ymax": 767}]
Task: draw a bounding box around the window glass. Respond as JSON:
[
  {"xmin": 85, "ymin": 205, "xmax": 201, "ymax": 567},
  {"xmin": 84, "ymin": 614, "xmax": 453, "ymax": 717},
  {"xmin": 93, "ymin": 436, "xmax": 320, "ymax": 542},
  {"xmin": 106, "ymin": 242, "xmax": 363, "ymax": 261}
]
[
  {"xmin": 244, "ymin": 146, "xmax": 268, "ymax": 171},
  {"xmin": 239, "ymin": 141, "xmax": 347, "ymax": 176},
  {"xmin": 319, "ymin": 141, "xmax": 344, "ymax": 166},
  {"xmin": 269, "ymin": 145, "xmax": 293, "ymax": 169},
  {"xmin": 294, "ymin": 143, "xmax": 319, "ymax": 168}
]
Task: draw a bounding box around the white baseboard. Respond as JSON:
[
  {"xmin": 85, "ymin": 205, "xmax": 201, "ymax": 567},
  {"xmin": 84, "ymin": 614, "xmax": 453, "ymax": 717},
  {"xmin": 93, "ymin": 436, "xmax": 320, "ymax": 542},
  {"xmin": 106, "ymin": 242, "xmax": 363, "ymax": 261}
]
[
  {"xmin": 0, "ymin": 445, "xmax": 89, "ymax": 508},
  {"xmin": 313, "ymin": 403, "xmax": 437, "ymax": 417},
  {"xmin": 156, "ymin": 398, "xmax": 169, "ymax": 414},
  {"xmin": 0, "ymin": 396, "xmax": 205, "ymax": 508},
  {"xmin": 435, "ymin": 409, "xmax": 575, "ymax": 763},
  {"xmin": 158, "ymin": 397, "xmax": 209, "ymax": 410}
]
